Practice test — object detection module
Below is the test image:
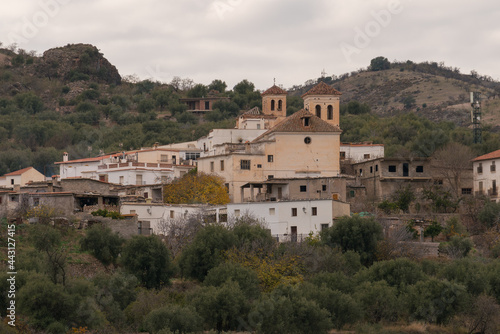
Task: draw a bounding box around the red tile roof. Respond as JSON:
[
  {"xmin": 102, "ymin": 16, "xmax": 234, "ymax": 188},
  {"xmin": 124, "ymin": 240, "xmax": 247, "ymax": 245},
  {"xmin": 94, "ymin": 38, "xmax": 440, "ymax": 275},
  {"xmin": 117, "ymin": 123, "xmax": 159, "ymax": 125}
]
[
  {"xmin": 253, "ymin": 109, "xmax": 341, "ymax": 142},
  {"xmin": 301, "ymin": 81, "xmax": 342, "ymax": 97},
  {"xmin": 3, "ymin": 167, "xmax": 35, "ymax": 176},
  {"xmin": 472, "ymin": 149, "xmax": 500, "ymax": 162},
  {"xmin": 261, "ymin": 85, "xmax": 288, "ymax": 96}
]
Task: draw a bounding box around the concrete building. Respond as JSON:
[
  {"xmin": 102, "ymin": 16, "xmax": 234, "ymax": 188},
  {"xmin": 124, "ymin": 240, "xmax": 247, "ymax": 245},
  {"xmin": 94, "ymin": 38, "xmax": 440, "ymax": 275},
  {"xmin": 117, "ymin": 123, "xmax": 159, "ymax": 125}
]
[
  {"xmin": 472, "ymin": 149, "xmax": 500, "ymax": 201},
  {"xmin": 340, "ymin": 142, "xmax": 385, "ymax": 163},
  {"xmin": 0, "ymin": 167, "xmax": 45, "ymax": 188},
  {"xmin": 179, "ymin": 94, "xmax": 230, "ymax": 113},
  {"xmin": 227, "ymin": 199, "xmax": 350, "ymax": 241}
]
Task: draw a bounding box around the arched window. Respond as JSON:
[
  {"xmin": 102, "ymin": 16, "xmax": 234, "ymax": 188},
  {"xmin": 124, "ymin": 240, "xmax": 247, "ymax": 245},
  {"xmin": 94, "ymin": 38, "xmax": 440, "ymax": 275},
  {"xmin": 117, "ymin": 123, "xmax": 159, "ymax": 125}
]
[
  {"xmin": 271, "ymin": 100, "xmax": 275, "ymax": 111},
  {"xmin": 278, "ymin": 100, "xmax": 282, "ymax": 111},
  {"xmin": 327, "ymin": 105, "xmax": 333, "ymax": 120},
  {"xmin": 315, "ymin": 105, "xmax": 321, "ymax": 118}
]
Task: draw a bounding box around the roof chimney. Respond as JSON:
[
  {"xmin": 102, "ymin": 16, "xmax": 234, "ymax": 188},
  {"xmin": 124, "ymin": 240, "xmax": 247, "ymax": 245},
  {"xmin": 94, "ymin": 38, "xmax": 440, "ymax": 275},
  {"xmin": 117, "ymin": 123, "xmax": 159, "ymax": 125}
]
[{"xmin": 63, "ymin": 152, "xmax": 69, "ymax": 162}]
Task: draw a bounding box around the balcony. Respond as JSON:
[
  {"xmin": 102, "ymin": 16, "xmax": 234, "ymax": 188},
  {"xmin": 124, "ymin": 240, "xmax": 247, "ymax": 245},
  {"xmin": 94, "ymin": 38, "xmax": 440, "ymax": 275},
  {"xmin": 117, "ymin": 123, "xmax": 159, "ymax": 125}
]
[{"xmin": 488, "ymin": 188, "xmax": 498, "ymax": 197}]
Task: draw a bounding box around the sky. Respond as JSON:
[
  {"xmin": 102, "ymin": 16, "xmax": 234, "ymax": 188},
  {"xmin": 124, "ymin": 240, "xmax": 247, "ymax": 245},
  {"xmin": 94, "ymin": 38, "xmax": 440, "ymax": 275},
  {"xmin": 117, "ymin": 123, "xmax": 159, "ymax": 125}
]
[{"xmin": 1, "ymin": 0, "xmax": 499, "ymax": 91}]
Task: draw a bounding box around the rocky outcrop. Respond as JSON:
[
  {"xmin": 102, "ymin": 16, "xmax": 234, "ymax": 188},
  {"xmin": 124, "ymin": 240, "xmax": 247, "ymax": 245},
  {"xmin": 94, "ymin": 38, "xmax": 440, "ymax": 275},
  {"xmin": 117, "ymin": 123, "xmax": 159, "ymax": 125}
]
[{"xmin": 36, "ymin": 43, "xmax": 121, "ymax": 85}]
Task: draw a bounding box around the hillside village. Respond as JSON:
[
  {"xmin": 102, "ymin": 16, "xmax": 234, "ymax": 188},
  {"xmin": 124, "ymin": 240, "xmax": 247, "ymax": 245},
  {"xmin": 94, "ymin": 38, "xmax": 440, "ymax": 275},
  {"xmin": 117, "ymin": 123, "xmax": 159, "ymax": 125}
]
[{"xmin": 1, "ymin": 45, "xmax": 500, "ymax": 333}]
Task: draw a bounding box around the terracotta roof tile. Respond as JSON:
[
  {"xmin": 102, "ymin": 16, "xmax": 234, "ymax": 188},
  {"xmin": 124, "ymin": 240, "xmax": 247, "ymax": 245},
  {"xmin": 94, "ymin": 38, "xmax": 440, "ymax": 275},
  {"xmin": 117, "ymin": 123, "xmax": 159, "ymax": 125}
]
[
  {"xmin": 301, "ymin": 81, "xmax": 342, "ymax": 97},
  {"xmin": 261, "ymin": 85, "xmax": 288, "ymax": 96},
  {"xmin": 3, "ymin": 167, "xmax": 35, "ymax": 176},
  {"xmin": 252, "ymin": 109, "xmax": 341, "ymax": 142},
  {"xmin": 472, "ymin": 149, "xmax": 500, "ymax": 162}
]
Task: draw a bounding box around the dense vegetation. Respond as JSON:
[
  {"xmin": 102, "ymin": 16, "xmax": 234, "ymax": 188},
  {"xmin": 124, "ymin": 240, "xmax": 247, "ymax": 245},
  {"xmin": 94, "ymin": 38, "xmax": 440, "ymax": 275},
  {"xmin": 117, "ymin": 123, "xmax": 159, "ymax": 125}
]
[{"xmin": 1, "ymin": 214, "xmax": 500, "ymax": 333}]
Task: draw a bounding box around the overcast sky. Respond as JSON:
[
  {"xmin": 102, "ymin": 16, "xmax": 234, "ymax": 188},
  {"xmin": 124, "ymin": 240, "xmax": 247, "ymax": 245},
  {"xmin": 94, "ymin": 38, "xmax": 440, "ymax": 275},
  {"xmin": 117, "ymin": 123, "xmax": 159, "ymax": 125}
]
[{"xmin": 1, "ymin": 0, "xmax": 499, "ymax": 90}]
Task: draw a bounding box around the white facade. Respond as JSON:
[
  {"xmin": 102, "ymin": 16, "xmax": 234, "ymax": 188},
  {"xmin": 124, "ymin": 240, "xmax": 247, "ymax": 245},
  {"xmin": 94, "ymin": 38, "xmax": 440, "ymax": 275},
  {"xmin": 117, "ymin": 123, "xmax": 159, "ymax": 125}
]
[
  {"xmin": 227, "ymin": 199, "xmax": 350, "ymax": 239},
  {"xmin": 473, "ymin": 152, "xmax": 500, "ymax": 202},
  {"xmin": 120, "ymin": 202, "xmax": 224, "ymax": 234},
  {"xmin": 197, "ymin": 129, "xmax": 267, "ymax": 157},
  {"xmin": 340, "ymin": 143, "xmax": 384, "ymax": 163}
]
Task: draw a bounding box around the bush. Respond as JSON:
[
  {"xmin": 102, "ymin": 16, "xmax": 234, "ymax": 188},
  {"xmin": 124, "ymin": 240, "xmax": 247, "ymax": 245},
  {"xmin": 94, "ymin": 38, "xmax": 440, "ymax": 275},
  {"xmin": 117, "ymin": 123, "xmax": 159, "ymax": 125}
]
[
  {"xmin": 439, "ymin": 236, "xmax": 474, "ymax": 259},
  {"xmin": 121, "ymin": 235, "xmax": 174, "ymax": 289},
  {"xmin": 321, "ymin": 215, "xmax": 383, "ymax": 266},
  {"xmin": 357, "ymin": 258, "xmax": 426, "ymax": 289},
  {"xmin": 354, "ymin": 281, "xmax": 400, "ymax": 323},
  {"xmin": 80, "ymin": 224, "xmax": 124, "ymax": 266},
  {"xmin": 142, "ymin": 304, "xmax": 202, "ymax": 334},
  {"xmin": 439, "ymin": 258, "xmax": 488, "ymax": 296},
  {"xmin": 204, "ymin": 262, "xmax": 260, "ymax": 300}
]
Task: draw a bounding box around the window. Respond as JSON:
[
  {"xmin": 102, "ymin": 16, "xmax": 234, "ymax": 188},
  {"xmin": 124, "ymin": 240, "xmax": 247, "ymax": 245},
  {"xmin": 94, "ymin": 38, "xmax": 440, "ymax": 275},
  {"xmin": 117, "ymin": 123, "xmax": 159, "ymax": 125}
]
[
  {"xmin": 477, "ymin": 163, "xmax": 483, "ymax": 174},
  {"xmin": 461, "ymin": 188, "xmax": 472, "ymax": 195},
  {"xmin": 370, "ymin": 166, "xmax": 373, "ymax": 173},
  {"xmin": 303, "ymin": 117, "xmax": 310, "ymax": 127},
  {"xmin": 10, "ymin": 179, "xmax": 14, "ymax": 185},
  {"xmin": 220, "ymin": 160, "xmax": 224, "ymax": 171},
  {"xmin": 172, "ymin": 155, "xmax": 177, "ymax": 164},
  {"xmin": 300, "ymin": 185, "xmax": 307, "ymax": 192},
  {"xmin": 278, "ymin": 100, "xmax": 283, "ymax": 111},
  {"xmin": 349, "ymin": 190, "xmax": 355, "ymax": 198},
  {"xmin": 225, "ymin": 183, "xmax": 229, "ymax": 192},
  {"xmin": 491, "ymin": 161, "xmax": 496, "ymax": 172},
  {"xmin": 33, "ymin": 197, "xmax": 40, "ymax": 206},
  {"xmin": 257, "ymin": 124, "xmax": 261, "ymax": 129},
  {"xmin": 170, "ymin": 210, "xmax": 174, "ymax": 218},
  {"xmin": 210, "ymin": 161, "xmax": 214, "ymax": 172},
  {"xmin": 0, "ymin": 197, "xmax": 2, "ymax": 204},
  {"xmin": 257, "ymin": 164, "xmax": 262, "ymax": 168},
  {"xmin": 340, "ymin": 151, "xmax": 346, "ymax": 160},
  {"xmin": 271, "ymin": 100, "xmax": 275, "ymax": 111},
  {"xmin": 161, "ymin": 154, "xmax": 168, "ymax": 162},
  {"xmin": 129, "ymin": 210, "xmax": 136, "ymax": 214},
  {"xmin": 269, "ymin": 208, "xmax": 275, "ymax": 215},
  {"xmin": 327, "ymin": 105, "xmax": 333, "ymax": 120},
  {"xmin": 388, "ymin": 165, "xmax": 397, "ymax": 173},
  {"xmin": 322, "ymin": 185, "xmax": 327, "ymax": 191},
  {"xmin": 304, "ymin": 137, "xmax": 311, "ymax": 144},
  {"xmin": 136, "ymin": 174, "xmax": 143, "ymax": 185},
  {"xmin": 364, "ymin": 154, "xmax": 370, "ymax": 159},
  {"xmin": 375, "ymin": 165, "xmax": 379, "ymax": 172},
  {"xmin": 204, "ymin": 101, "xmax": 210, "ymax": 110},
  {"xmin": 119, "ymin": 176, "xmax": 124, "ymax": 184},
  {"xmin": 315, "ymin": 105, "xmax": 321, "ymax": 117},
  {"xmin": 321, "ymin": 223, "xmax": 329, "ymax": 231},
  {"xmin": 359, "ymin": 168, "xmax": 363, "ymax": 176},
  {"xmin": 234, "ymin": 209, "xmax": 240, "ymax": 217},
  {"xmin": 312, "ymin": 207, "xmax": 317, "ymax": 216},
  {"xmin": 416, "ymin": 165, "xmax": 424, "ymax": 173},
  {"xmin": 144, "ymin": 192, "xmax": 148, "ymax": 199},
  {"xmin": 493, "ymin": 180, "xmax": 497, "ymax": 195},
  {"xmin": 291, "ymin": 208, "xmax": 297, "ymax": 216},
  {"xmin": 479, "ymin": 181, "xmax": 483, "ymax": 192},
  {"xmin": 240, "ymin": 160, "xmax": 251, "ymax": 170},
  {"xmin": 268, "ymin": 175, "xmax": 274, "ymax": 179},
  {"xmin": 268, "ymin": 155, "xmax": 274, "ymax": 163},
  {"xmin": 185, "ymin": 152, "xmax": 200, "ymax": 160}
]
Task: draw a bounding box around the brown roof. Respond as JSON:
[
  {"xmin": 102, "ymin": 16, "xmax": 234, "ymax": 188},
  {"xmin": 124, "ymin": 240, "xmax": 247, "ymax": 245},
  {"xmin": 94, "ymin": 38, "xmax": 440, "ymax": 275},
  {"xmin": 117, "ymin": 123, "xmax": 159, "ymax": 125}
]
[
  {"xmin": 252, "ymin": 109, "xmax": 341, "ymax": 142},
  {"xmin": 301, "ymin": 81, "xmax": 342, "ymax": 97},
  {"xmin": 3, "ymin": 167, "xmax": 35, "ymax": 176},
  {"xmin": 472, "ymin": 149, "xmax": 500, "ymax": 162},
  {"xmin": 261, "ymin": 85, "xmax": 288, "ymax": 96}
]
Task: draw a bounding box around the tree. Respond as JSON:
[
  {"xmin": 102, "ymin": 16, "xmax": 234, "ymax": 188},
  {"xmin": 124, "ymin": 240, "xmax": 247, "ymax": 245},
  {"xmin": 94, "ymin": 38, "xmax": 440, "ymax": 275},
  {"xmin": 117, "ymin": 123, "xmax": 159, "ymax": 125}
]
[
  {"xmin": 208, "ymin": 79, "xmax": 227, "ymax": 93},
  {"xmin": 204, "ymin": 262, "xmax": 261, "ymax": 300},
  {"xmin": 30, "ymin": 224, "xmax": 67, "ymax": 285},
  {"xmin": 80, "ymin": 224, "xmax": 124, "ymax": 266},
  {"xmin": 187, "ymin": 83, "xmax": 208, "ymax": 98},
  {"xmin": 121, "ymin": 235, "xmax": 174, "ymax": 289},
  {"xmin": 321, "ymin": 215, "xmax": 383, "ymax": 266},
  {"xmin": 142, "ymin": 304, "xmax": 202, "ymax": 334},
  {"xmin": 431, "ymin": 142, "xmax": 476, "ymax": 198},
  {"xmin": 233, "ymin": 79, "xmax": 255, "ymax": 95},
  {"xmin": 163, "ymin": 172, "xmax": 230, "ymax": 205},
  {"xmin": 369, "ymin": 56, "xmax": 390, "ymax": 71},
  {"xmin": 425, "ymin": 221, "xmax": 443, "ymax": 242}
]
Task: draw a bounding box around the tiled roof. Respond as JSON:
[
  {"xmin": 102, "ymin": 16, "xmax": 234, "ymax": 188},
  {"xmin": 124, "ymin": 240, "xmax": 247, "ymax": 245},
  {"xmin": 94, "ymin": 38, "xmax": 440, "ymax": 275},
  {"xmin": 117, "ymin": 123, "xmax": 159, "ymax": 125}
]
[
  {"xmin": 242, "ymin": 107, "xmax": 262, "ymax": 115},
  {"xmin": 261, "ymin": 85, "xmax": 288, "ymax": 96},
  {"xmin": 472, "ymin": 149, "xmax": 500, "ymax": 162},
  {"xmin": 301, "ymin": 81, "xmax": 342, "ymax": 97},
  {"xmin": 3, "ymin": 167, "xmax": 35, "ymax": 176},
  {"xmin": 252, "ymin": 109, "xmax": 341, "ymax": 142}
]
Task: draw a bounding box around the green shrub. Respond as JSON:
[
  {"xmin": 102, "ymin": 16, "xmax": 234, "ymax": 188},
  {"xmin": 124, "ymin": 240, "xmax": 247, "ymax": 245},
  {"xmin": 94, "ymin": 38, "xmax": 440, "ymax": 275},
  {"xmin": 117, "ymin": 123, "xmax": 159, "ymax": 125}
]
[
  {"xmin": 353, "ymin": 280, "xmax": 400, "ymax": 323},
  {"xmin": 142, "ymin": 304, "xmax": 202, "ymax": 334},
  {"xmin": 204, "ymin": 262, "xmax": 260, "ymax": 300},
  {"xmin": 439, "ymin": 236, "xmax": 474, "ymax": 259},
  {"xmin": 80, "ymin": 224, "xmax": 124, "ymax": 266}
]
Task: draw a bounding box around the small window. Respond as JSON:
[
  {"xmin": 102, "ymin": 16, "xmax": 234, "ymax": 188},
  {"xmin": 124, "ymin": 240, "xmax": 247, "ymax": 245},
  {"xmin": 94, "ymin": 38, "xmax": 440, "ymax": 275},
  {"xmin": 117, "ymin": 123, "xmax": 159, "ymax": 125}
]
[
  {"xmin": 240, "ymin": 160, "xmax": 251, "ymax": 170},
  {"xmin": 170, "ymin": 210, "xmax": 174, "ymax": 218},
  {"xmin": 322, "ymin": 185, "xmax": 327, "ymax": 191},
  {"xmin": 491, "ymin": 161, "xmax": 496, "ymax": 172},
  {"xmin": 370, "ymin": 166, "xmax": 373, "ymax": 173},
  {"xmin": 268, "ymin": 155, "xmax": 274, "ymax": 163},
  {"xmin": 321, "ymin": 223, "xmax": 329, "ymax": 231},
  {"xmin": 340, "ymin": 151, "xmax": 346, "ymax": 160},
  {"xmin": 144, "ymin": 192, "xmax": 148, "ymax": 199},
  {"xmin": 303, "ymin": 117, "xmax": 310, "ymax": 127},
  {"xmin": 304, "ymin": 137, "xmax": 311, "ymax": 144},
  {"xmin": 257, "ymin": 124, "xmax": 261, "ymax": 129},
  {"xmin": 269, "ymin": 208, "xmax": 275, "ymax": 215},
  {"xmin": 205, "ymin": 101, "xmax": 210, "ymax": 109},
  {"xmin": 119, "ymin": 176, "xmax": 124, "ymax": 184},
  {"xmin": 291, "ymin": 208, "xmax": 297, "ymax": 216},
  {"xmin": 130, "ymin": 210, "xmax": 136, "ymax": 214},
  {"xmin": 388, "ymin": 165, "xmax": 397, "ymax": 173},
  {"xmin": 479, "ymin": 181, "xmax": 483, "ymax": 191},
  {"xmin": 312, "ymin": 207, "xmax": 317, "ymax": 216},
  {"xmin": 160, "ymin": 154, "xmax": 168, "ymax": 162},
  {"xmin": 300, "ymin": 185, "xmax": 307, "ymax": 192},
  {"xmin": 234, "ymin": 209, "xmax": 240, "ymax": 217},
  {"xmin": 33, "ymin": 197, "xmax": 40, "ymax": 206},
  {"xmin": 210, "ymin": 161, "xmax": 214, "ymax": 172},
  {"xmin": 220, "ymin": 160, "xmax": 224, "ymax": 171},
  {"xmin": 375, "ymin": 165, "xmax": 379, "ymax": 172},
  {"xmin": 268, "ymin": 175, "xmax": 274, "ymax": 179},
  {"xmin": 416, "ymin": 166, "xmax": 424, "ymax": 173},
  {"xmin": 462, "ymin": 188, "xmax": 472, "ymax": 195},
  {"xmin": 477, "ymin": 163, "xmax": 483, "ymax": 174},
  {"xmin": 271, "ymin": 99, "xmax": 275, "ymax": 111},
  {"xmin": 349, "ymin": 190, "xmax": 355, "ymax": 198},
  {"xmin": 327, "ymin": 105, "xmax": 333, "ymax": 120},
  {"xmin": 278, "ymin": 100, "xmax": 283, "ymax": 111},
  {"xmin": 10, "ymin": 195, "xmax": 18, "ymax": 202},
  {"xmin": 315, "ymin": 105, "xmax": 321, "ymax": 117},
  {"xmin": 364, "ymin": 154, "xmax": 370, "ymax": 159},
  {"xmin": 257, "ymin": 164, "xmax": 262, "ymax": 168},
  {"xmin": 10, "ymin": 179, "xmax": 14, "ymax": 185},
  {"xmin": 359, "ymin": 169, "xmax": 363, "ymax": 176}
]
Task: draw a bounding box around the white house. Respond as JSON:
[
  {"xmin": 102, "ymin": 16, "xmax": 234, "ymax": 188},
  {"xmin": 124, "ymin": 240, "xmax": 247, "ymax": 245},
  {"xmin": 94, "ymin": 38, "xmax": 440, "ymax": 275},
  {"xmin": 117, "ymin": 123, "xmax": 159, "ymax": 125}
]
[
  {"xmin": 0, "ymin": 167, "xmax": 46, "ymax": 188},
  {"xmin": 472, "ymin": 149, "xmax": 500, "ymax": 202},
  {"xmin": 197, "ymin": 128, "xmax": 267, "ymax": 157},
  {"xmin": 227, "ymin": 199, "xmax": 350, "ymax": 241},
  {"xmin": 340, "ymin": 142, "xmax": 384, "ymax": 163}
]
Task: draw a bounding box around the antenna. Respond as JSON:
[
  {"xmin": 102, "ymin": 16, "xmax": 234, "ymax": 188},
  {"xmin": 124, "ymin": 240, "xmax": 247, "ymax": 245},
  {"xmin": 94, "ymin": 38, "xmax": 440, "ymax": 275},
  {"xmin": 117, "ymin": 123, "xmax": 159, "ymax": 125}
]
[{"xmin": 470, "ymin": 92, "xmax": 482, "ymax": 144}]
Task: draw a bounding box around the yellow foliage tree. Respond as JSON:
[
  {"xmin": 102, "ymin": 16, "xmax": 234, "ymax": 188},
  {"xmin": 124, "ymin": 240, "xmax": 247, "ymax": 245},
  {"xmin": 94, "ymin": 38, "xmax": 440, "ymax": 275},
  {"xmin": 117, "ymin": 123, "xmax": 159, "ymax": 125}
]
[{"xmin": 163, "ymin": 172, "xmax": 230, "ymax": 205}]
